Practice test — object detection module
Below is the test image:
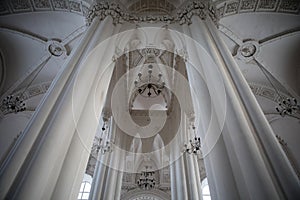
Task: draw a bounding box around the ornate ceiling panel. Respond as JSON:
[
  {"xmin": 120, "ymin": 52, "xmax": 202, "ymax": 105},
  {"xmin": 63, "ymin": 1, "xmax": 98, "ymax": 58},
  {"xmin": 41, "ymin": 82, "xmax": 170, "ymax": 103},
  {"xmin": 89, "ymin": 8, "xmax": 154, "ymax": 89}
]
[
  {"xmin": 0, "ymin": 0, "xmax": 91, "ymax": 17},
  {"xmin": 127, "ymin": 0, "xmax": 177, "ymax": 15},
  {"xmin": 216, "ymin": 0, "xmax": 300, "ymax": 18}
]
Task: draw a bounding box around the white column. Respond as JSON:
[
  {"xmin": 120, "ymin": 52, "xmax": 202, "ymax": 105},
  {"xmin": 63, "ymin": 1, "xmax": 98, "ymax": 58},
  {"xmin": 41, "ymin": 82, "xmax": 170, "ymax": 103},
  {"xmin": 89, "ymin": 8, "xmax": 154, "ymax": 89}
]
[
  {"xmin": 174, "ymin": 156, "xmax": 188, "ymax": 199},
  {"xmin": 114, "ymin": 170, "xmax": 125, "ymax": 200},
  {"xmin": 102, "ymin": 149, "xmax": 121, "ymax": 199},
  {"xmin": 51, "ymin": 19, "xmax": 122, "ymax": 200},
  {"xmin": 204, "ymin": 18, "xmax": 300, "ymax": 199},
  {"xmin": 184, "ymin": 53, "xmax": 236, "ymax": 199},
  {"xmin": 0, "ymin": 16, "xmax": 118, "ymax": 200},
  {"xmin": 0, "ymin": 16, "xmax": 101, "ymax": 199},
  {"xmin": 88, "ymin": 153, "xmax": 111, "ymax": 200},
  {"xmin": 169, "ymin": 161, "xmax": 177, "ymax": 200},
  {"xmin": 102, "ymin": 117, "xmax": 126, "ymax": 200},
  {"xmin": 184, "ymin": 153, "xmax": 201, "ymax": 200},
  {"xmin": 193, "ymin": 155, "xmax": 203, "ymax": 199},
  {"xmin": 185, "ymin": 15, "xmax": 300, "ymax": 200}
]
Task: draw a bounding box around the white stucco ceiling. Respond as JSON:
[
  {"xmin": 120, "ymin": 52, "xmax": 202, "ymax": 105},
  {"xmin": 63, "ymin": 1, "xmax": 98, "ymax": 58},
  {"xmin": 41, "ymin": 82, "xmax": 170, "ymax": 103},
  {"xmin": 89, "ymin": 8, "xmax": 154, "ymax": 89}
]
[{"xmin": 0, "ymin": 11, "xmax": 86, "ymax": 97}]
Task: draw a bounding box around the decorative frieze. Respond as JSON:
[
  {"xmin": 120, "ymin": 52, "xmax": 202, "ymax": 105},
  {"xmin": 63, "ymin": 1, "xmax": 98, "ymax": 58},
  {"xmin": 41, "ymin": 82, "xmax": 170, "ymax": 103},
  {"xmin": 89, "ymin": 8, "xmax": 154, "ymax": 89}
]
[
  {"xmin": 225, "ymin": 1, "xmax": 239, "ymax": 14},
  {"xmin": 52, "ymin": 0, "xmax": 69, "ymax": 10},
  {"xmin": 279, "ymin": 0, "xmax": 300, "ymax": 13},
  {"xmin": 0, "ymin": 0, "xmax": 89, "ymax": 16},
  {"xmin": 257, "ymin": 0, "xmax": 277, "ymax": 10},
  {"xmin": 69, "ymin": 1, "xmax": 81, "ymax": 13},
  {"xmin": 128, "ymin": 0, "xmax": 176, "ymax": 15},
  {"xmin": 33, "ymin": 0, "xmax": 50, "ymax": 9},
  {"xmin": 86, "ymin": 1, "xmax": 217, "ymax": 25},
  {"xmin": 240, "ymin": 0, "xmax": 257, "ymax": 11},
  {"xmin": 216, "ymin": 0, "xmax": 300, "ymax": 17},
  {"xmin": 10, "ymin": 0, "xmax": 31, "ymax": 11}
]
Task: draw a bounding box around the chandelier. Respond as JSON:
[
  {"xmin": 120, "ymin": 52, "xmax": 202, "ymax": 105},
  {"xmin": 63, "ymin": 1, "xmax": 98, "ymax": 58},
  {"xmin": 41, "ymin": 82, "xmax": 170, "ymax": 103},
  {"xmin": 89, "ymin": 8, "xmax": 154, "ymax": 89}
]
[
  {"xmin": 137, "ymin": 166, "xmax": 156, "ymax": 190},
  {"xmin": 184, "ymin": 126, "xmax": 201, "ymax": 155},
  {"xmin": 1, "ymin": 95, "xmax": 26, "ymax": 113},
  {"xmin": 96, "ymin": 121, "xmax": 113, "ymax": 154},
  {"xmin": 276, "ymin": 98, "xmax": 300, "ymax": 117},
  {"xmin": 97, "ymin": 140, "xmax": 112, "ymax": 154},
  {"xmin": 134, "ymin": 64, "xmax": 165, "ymax": 98},
  {"xmin": 1, "ymin": 56, "xmax": 49, "ymax": 115},
  {"xmin": 254, "ymin": 59, "xmax": 299, "ymax": 117}
]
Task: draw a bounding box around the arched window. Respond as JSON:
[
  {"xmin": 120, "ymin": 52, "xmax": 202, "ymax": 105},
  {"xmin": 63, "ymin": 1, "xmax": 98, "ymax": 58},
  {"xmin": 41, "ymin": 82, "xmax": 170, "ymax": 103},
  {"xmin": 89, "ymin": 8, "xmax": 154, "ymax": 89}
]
[
  {"xmin": 78, "ymin": 181, "xmax": 91, "ymax": 200},
  {"xmin": 78, "ymin": 174, "xmax": 92, "ymax": 200},
  {"xmin": 201, "ymin": 178, "xmax": 211, "ymax": 200}
]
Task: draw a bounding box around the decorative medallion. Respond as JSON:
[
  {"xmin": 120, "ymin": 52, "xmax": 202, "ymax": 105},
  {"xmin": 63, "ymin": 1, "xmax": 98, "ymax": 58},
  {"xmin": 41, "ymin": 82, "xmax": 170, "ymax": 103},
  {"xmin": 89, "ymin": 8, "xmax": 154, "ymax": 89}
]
[
  {"xmin": 237, "ymin": 41, "xmax": 259, "ymax": 62},
  {"xmin": 47, "ymin": 40, "xmax": 66, "ymax": 57},
  {"xmin": 240, "ymin": 43, "xmax": 256, "ymax": 57}
]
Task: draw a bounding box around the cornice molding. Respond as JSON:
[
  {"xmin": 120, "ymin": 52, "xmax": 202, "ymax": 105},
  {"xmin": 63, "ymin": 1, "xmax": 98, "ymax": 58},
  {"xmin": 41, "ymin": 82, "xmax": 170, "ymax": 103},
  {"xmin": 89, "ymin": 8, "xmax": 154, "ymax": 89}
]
[
  {"xmin": 216, "ymin": 0, "xmax": 300, "ymax": 18},
  {"xmin": 86, "ymin": 1, "xmax": 217, "ymax": 25},
  {"xmin": 0, "ymin": 0, "xmax": 90, "ymax": 17}
]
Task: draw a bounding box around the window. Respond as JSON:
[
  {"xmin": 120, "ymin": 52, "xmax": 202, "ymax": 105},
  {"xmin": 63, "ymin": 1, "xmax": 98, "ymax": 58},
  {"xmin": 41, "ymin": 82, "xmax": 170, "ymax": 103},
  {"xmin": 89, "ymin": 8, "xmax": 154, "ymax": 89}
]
[
  {"xmin": 202, "ymin": 178, "xmax": 211, "ymax": 200},
  {"xmin": 78, "ymin": 181, "xmax": 91, "ymax": 200}
]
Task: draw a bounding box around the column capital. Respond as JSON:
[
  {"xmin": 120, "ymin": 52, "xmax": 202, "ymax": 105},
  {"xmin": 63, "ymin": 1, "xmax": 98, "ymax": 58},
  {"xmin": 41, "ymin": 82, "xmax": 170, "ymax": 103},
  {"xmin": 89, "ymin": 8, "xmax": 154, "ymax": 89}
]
[{"xmin": 86, "ymin": 1, "xmax": 218, "ymax": 26}]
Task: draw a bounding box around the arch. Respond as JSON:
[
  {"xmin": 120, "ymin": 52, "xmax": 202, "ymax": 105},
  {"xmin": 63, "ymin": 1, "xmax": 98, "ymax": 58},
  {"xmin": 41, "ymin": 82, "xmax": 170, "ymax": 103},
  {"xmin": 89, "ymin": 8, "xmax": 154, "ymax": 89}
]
[
  {"xmin": 115, "ymin": 27, "xmax": 148, "ymax": 54},
  {"xmin": 152, "ymin": 134, "xmax": 165, "ymax": 167}
]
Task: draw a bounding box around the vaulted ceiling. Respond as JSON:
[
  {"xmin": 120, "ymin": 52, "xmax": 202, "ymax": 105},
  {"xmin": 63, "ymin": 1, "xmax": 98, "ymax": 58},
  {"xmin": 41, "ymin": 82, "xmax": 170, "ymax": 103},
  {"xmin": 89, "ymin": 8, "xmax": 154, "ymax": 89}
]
[{"xmin": 0, "ymin": 0, "xmax": 299, "ymax": 165}]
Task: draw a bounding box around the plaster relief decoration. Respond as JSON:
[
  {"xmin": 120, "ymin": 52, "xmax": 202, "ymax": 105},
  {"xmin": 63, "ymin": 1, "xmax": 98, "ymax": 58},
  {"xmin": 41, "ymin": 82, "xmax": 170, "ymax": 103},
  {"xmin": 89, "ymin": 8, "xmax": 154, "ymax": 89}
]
[
  {"xmin": 257, "ymin": 0, "xmax": 277, "ymax": 10},
  {"xmin": 33, "ymin": 0, "xmax": 50, "ymax": 9},
  {"xmin": 240, "ymin": 0, "xmax": 256, "ymax": 11},
  {"xmin": 0, "ymin": 95, "xmax": 26, "ymax": 114},
  {"xmin": 248, "ymin": 83, "xmax": 300, "ymax": 117},
  {"xmin": 69, "ymin": 1, "xmax": 81, "ymax": 13},
  {"xmin": 47, "ymin": 40, "xmax": 67, "ymax": 58},
  {"xmin": 249, "ymin": 83, "xmax": 284, "ymax": 103},
  {"xmin": 137, "ymin": 166, "xmax": 156, "ymax": 190},
  {"xmin": 121, "ymin": 188, "xmax": 171, "ymax": 200},
  {"xmin": 276, "ymin": 98, "xmax": 300, "ymax": 117},
  {"xmin": 82, "ymin": 4, "xmax": 89, "ymax": 16},
  {"xmin": 279, "ymin": 0, "xmax": 300, "ymax": 12},
  {"xmin": 130, "ymin": 196, "xmax": 160, "ymax": 200},
  {"xmin": 10, "ymin": 0, "xmax": 31, "ymax": 11},
  {"xmin": 52, "ymin": 0, "xmax": 69, "ymax": 10},
  {"xmin": 86, "ymin": 1, "xmax": 217, "ymax": 25},
  {"xmin": 0, "ymin": 0, "xmax": 90, "ymax": 16},
  {"xmin": 236, "ymin": 40, "xmax": 259, "ymax": 62},
  {"xmin": 128, "ymin": 0, "xmax": 176, "ymax": 15},
  {"xmin": 225, "ymin": 1, "xmax": 239, "ymax": 14},
  {"xmin": 216, "ymin": 0, "xmax": 300, "ymax": 17},
  {"xmin": 19, "ymin": 82, "xmax": 51, "ymax": 102}
]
